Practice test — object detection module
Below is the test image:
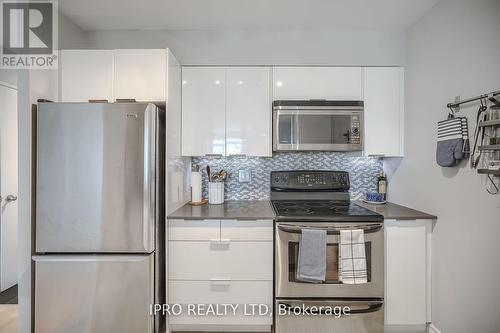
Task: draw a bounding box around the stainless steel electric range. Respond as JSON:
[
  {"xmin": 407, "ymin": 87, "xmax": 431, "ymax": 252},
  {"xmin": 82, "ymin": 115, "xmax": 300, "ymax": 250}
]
[{"xmin": 271, "ymin": 170, "xmax": 385, "ymax": 333}]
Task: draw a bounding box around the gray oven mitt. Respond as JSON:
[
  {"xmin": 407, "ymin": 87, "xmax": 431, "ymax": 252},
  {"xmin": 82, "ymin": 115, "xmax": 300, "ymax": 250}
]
[{"xmin": 436, "ymin": 117, "xmax": 464, "ymax": 167}]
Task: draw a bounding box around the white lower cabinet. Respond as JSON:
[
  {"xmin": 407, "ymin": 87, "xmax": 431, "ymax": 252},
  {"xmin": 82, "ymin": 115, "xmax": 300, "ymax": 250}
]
[
  {"xmin": 385, "ymin": 219, "xmax": 432, "ymax": 330},
  {"xmin": 169, "ymin": 241, "xmax": 273, "ymax": 281},
  {"xmin": 168, "ymin": 281, "xmax": 273, "ymax": 327},
  {"xmin": 168, "ymin": 219, "xmax": 273, "ymax": 332}
]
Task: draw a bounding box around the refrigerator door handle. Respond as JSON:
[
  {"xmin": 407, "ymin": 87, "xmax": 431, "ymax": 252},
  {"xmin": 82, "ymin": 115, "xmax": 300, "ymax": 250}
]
[{"xmin": 143, "ymin": 104, "xmax": 157, "ymax": 253}]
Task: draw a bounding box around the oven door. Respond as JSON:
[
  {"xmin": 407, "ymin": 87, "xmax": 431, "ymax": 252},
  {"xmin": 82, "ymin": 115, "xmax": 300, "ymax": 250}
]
[
  {"xmin": 275, "ymin": 299, "xmax": 384, "ymax": 333},
  {"xmin": 275, "ymin": 222, "xmax": 384, "ymax": 298},
  {"xmin": 273, "ymin": 110, "xmax": 363, "ymax": 151}
]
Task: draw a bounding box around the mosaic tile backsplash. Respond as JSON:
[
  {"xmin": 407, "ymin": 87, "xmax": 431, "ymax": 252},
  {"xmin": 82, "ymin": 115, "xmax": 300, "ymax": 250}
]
[{"xmin": 192, "ymin": 152, "xmax": 382, "ymax": 200}]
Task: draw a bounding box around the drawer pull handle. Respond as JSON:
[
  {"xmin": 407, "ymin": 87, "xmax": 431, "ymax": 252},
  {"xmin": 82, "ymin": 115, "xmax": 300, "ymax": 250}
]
[{"xmin": 210, "ymin": 278, "xmax": 231, "ymax": 286}]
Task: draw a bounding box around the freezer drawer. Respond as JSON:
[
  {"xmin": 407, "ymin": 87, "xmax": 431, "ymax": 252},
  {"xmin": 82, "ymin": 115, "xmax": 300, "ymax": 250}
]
[
  {"xmin": 36, "ymin": 103, "xmax": 160, "ymax": 253},
  {"xmin": 34, "ymin": 255, "xmax": 154, "ymax": 333}
]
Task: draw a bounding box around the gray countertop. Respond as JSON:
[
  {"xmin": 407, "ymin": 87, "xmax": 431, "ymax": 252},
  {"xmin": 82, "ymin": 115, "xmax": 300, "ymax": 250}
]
[
  {"xmin": 168, "ymin": 200, "xmax": 436, "ymax": 221},
  {"xmin": 168, "ymin": 200, "xmax": 275, "ymax": 220},
  {"xmin": 355, "ymin": 201, "xmax": 437, "ymax": 220}
]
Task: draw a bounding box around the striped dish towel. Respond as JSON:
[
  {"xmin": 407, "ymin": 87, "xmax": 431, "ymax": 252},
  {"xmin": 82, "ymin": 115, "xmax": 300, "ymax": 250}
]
[{"xmin": 338, "ymin": 229, "xmax": 367, "ymax": 284}]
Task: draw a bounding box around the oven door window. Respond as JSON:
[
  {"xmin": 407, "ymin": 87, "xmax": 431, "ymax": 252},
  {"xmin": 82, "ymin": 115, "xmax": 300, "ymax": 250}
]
[{"xmin": 288, "ymin": 242, "xmax": 372, "ymax": 283}]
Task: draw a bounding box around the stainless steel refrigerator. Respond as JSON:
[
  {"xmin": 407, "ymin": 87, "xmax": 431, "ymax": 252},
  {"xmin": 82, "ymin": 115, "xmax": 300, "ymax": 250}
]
[{"xmin": 33, "ymin": 102, "xmax": 165, "ymax": 333}]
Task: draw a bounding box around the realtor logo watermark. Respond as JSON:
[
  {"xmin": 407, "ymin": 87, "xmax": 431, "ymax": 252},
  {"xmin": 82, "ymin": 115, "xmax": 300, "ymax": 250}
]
[{"xmin": 1, "ymin": 0, "xmax": 58, "ymax": 68}]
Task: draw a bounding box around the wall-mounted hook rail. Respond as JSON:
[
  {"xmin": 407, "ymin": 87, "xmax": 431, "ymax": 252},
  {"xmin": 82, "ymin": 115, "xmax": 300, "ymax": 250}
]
[{"xmin": 447, "ymin": 89, "xmax": 500, "ymax": 110}]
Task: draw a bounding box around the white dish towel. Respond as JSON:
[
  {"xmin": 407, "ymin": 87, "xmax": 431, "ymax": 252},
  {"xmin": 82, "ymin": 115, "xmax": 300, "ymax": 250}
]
[{"xmin": 339, "ymin": 229, "xmax": 368, "ymax": 284}]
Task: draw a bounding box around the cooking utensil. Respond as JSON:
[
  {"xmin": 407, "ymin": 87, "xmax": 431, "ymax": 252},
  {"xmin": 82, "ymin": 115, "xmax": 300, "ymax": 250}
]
[{"xmin": 206, "ymin": 165, "xmax": 211, "ymax": 182}]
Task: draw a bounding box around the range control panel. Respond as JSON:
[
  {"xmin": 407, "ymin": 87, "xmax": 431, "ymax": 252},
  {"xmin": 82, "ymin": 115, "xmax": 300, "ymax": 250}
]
[{"xmin": 271, "ymin": 170, "xmax": 350, "ymax": 191}]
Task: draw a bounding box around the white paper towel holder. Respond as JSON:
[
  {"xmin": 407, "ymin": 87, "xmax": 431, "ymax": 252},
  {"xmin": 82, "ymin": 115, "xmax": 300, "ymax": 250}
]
[{"xmin": 188, "ymin": 187, "xmax": 208, "ymax": 206}]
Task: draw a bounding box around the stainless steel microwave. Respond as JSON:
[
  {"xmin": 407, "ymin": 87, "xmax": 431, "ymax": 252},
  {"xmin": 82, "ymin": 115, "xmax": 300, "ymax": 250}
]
[{"xmin": 273, "ymin": 100, "xmax": 364, "ymax": 152}]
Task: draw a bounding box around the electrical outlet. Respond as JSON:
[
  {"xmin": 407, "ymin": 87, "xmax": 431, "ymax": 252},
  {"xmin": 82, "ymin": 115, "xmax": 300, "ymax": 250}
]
[{"xmin": 238, "ymin": 169, "xmax": 251, "ymax": 183}]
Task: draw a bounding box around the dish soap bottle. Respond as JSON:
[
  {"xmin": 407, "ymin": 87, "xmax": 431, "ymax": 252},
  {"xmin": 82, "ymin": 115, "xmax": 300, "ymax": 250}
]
[{"xmin": 377, "ymin": 171, "xmax": 387, "ymax": 201}]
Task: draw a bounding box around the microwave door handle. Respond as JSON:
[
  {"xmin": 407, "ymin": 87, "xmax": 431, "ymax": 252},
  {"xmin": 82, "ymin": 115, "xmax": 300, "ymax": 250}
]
[
  {"xmin": 278, "ymin": 301, "xmax": 383, "ymax": 315},
  {"xmin": 277, "ymin": 224, "xmax": 383, "ymax": 235}
]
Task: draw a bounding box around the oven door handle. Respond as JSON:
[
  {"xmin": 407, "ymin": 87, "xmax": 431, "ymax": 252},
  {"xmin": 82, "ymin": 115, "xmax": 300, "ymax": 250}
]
[
  {"xmin": 277, "ymin": 223, "xmax": 383, "ymax": 235},
  {"xmin": 278, "ymin": 301, "xmax": 383, "ymax": 315}
]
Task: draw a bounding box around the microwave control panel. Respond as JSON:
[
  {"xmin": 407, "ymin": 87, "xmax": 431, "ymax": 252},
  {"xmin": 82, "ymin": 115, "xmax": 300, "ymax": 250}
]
[{"xmin": 350, "ymin": 115, "xmax": 361, "ymax": 144}]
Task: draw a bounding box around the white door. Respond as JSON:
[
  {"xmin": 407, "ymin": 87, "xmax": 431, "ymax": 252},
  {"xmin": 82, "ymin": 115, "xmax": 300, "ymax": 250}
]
[
  {"xmin": 0, "ymin": 83, "xmax": 18, "ymax": 292},
  {"xmin": 363, "ymin": 67, "xmax": 405, "ymax": 157},
  {"xmin": 113, "ymin": 49, "xmax": 166, "ymax": 101},
  {"xmin": 181, "ymin": 67, "xmax": 226, "ymax": 156},
  {"xmin": 226, "ymin": 67, "xmax": 272, "ymax": 157},
  {"xmin": 60, "ymin": 50, "xmax": 114, "ymax": 102}
]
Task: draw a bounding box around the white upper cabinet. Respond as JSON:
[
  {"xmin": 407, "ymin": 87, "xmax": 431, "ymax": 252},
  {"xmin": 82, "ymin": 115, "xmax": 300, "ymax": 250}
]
[
  {"xmin": 226, "ymin": 67, "xmax": 271, "ymax": 157},
  {"xmin": 273, "ymin": 67, "xmax": 363, "ymax": 100},
  {"xmin": 60, "ymin": 50, "xmax": 113, "ymax": 102},
  {"xmin": 182, "ymin": 67, "xmax": 272, "ymax": 157},
  {"xmin": 182, "ymin": 67, "xmax": 226, "ymax": 156},
  {"xmin": 363, "ymin": 67, "xmax": 404, "ymax": 157},
  {"xmin": 113, "ymin": 49, "xmax": 166, "ymax": 101}
]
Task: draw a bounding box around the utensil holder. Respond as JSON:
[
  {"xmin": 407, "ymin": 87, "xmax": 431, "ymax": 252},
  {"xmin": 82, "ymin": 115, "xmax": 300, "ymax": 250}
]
[{"xmin": 208, "ymin": 182, "xmax": 224, "ymax": 205}]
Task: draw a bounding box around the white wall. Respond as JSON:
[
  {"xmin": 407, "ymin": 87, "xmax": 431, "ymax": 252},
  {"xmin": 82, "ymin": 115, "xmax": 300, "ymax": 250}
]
[
  {"xmin": 17, "ymin": 68, "xmax": 58, "ymax": 333},
  {"xmin": 0, "ymin": 70, "xmax": 17, "ymax": 87},
  {"xmin": 59, "ymin": 12, "xmax": 88, "ymax": 49},
  {"xmin": 86, "ymin": 29, "xmax": 406, "ymax": 66},
  {"xmin": 386, "ymin": 1, "xmax": 500, "ymax": 332}
]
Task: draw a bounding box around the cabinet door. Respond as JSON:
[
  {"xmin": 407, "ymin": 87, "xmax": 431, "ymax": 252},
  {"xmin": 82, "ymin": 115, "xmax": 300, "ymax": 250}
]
[
  {"xmin": 385, "ymin": 220, "xmax": 427, "ymax": 326},
  {"xmin": 273, "ymin": 67, "xmax": 362, "ymax": 100},
  {"xmin": 226, "ymin": 67, "xmax": 271, "ymax": 157},
  {"xmin": 113, "ymin": 49, "xmax": 166, "ymax": 101},
  {"xmin": 60, "ymin": 50, "xmax": 113, "ymax": 102},
  {"xmin": 363, "ymin": 67, "xmax": 404, "ymax": 157},
  {"xmin": 182, "ymin": 67, "xmax": 226, "ymax": 156}
]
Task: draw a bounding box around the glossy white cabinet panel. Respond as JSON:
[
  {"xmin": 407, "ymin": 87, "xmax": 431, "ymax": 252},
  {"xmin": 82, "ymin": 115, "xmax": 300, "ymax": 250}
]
[
  {"xmin": 169, "ymin": 241, "xmax": 273, "ymax": 280},
  {"xmin": 385, "ymin": 220, "xmax": 430, "ymax": 326},
  {"xmin": 168, "ymin": 280, "xmax": 272, "ymax": 327},
  {"xmin": 60, "ymin": 50, "xmax": 113, "ymax": 102},
  {"xmin": 113, "ymin": 49, "xmax": 166, "ymax": 101},
  {"xmin": 363, "ymin": 67, "xmax": 405, "ymax": 157},
  {"xmin": 182, "ymin": 67, "xmax": 226, "ymax": 156},
  {"xmin": 226, "ymin": 67, "xmax": 272, "ymax": 157},
  {"xmin": 220, "ymin": 220, "xmax": 273, "ymax": 241},
  {"xmin": 272, "ymin": 67, "xmax": 362, "ymax": 100}
]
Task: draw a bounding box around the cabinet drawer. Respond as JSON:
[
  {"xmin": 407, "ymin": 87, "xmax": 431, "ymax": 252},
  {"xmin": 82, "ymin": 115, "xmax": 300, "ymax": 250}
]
[
  {"xmin": 169, "ymin": 241, "xmax": 273, "ymax": 280},
  {"xmin": 221, "ymin": 220, "xmax": 273, "ymax": 241},
  {"xmin": 168, "ymin": 219, "xmax": 220, "ymax": 241},
  {"xmin": 168, "ymin": 280, "xmax": 272, "ymax": 326},
  {"xmin": 169, "ymin": 280, "xmax": 272, "ymax": 304}
]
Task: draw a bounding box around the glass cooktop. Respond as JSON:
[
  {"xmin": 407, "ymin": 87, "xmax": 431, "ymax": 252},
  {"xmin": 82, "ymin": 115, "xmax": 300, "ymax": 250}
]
[{"xmin": 271, "ymin": 200, "xmax": 384, "ymax": 222}]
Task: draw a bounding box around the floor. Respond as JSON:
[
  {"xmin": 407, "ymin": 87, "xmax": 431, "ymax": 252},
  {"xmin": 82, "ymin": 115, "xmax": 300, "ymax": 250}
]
[
  {"xmin": 0, "ymin": 286, "xmax": 17, "ymax": 305},
  {"xmin": 0, "ymin": 305, "xmax": 17, "ymax": 333}
]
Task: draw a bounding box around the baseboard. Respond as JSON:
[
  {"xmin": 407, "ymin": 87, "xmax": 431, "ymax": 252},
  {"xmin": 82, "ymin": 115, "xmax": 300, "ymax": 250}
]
[{"xmin": 428, "ymin": 323, "xmax": 442, "ymax": 333}]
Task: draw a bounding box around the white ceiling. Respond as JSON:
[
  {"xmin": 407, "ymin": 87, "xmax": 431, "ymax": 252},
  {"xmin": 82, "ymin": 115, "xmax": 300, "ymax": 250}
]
[{"xmin": 59, "ymin": 0, "xmax": 440, "ymax": 31}]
